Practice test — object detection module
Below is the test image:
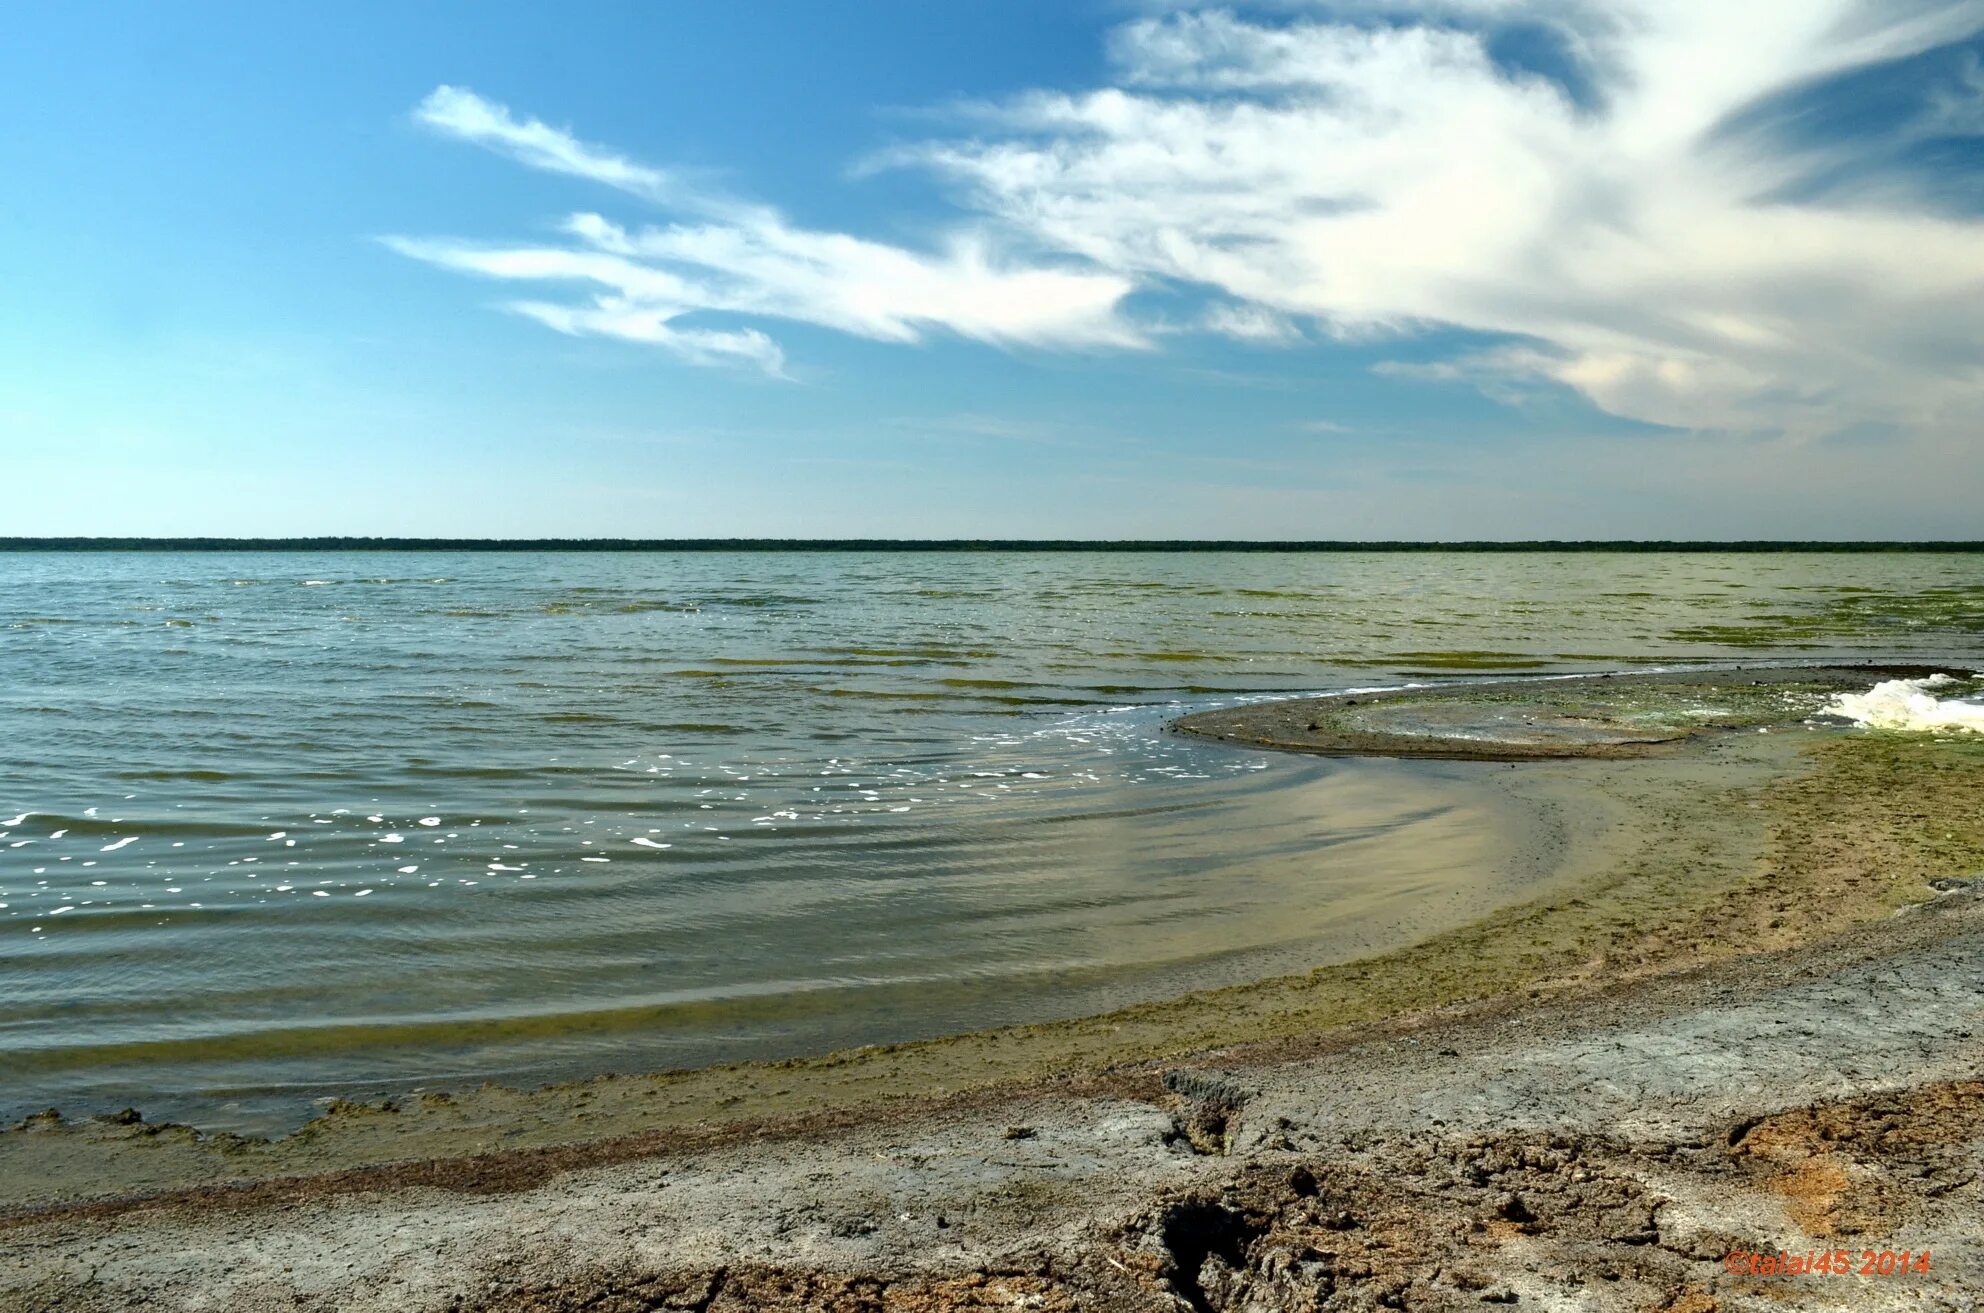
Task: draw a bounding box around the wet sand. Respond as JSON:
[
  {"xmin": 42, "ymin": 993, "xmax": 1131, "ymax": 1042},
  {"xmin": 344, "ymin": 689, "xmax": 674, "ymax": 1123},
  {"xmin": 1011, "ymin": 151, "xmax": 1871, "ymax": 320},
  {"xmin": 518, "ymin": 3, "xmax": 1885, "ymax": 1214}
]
[{"xmin": 4, "ymin": 667, "xmax": 1983, "ymax": 1310}]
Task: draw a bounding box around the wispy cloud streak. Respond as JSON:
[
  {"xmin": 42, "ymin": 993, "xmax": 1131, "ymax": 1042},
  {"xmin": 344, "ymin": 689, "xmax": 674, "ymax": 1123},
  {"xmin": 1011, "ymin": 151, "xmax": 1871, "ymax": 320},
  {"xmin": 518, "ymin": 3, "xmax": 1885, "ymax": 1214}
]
[
  {"xmin": 391, "ymin": 6, "xmax": 1984, "ymax": 445},
  {"xmin": 892, "ymin": 2, "xmax": 1984, "ymax": 438},
  {"xmin": 391, "ymin": 87, "xmax": 1140, "ymax": 375}
]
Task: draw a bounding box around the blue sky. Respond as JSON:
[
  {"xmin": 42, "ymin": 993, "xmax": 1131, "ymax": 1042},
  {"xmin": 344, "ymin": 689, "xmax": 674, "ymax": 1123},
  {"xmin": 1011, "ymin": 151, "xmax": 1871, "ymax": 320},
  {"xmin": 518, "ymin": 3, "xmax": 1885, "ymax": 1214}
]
[{"xmin": 3, "ymin": 1, "xmax": 1981, "ymax": 539}]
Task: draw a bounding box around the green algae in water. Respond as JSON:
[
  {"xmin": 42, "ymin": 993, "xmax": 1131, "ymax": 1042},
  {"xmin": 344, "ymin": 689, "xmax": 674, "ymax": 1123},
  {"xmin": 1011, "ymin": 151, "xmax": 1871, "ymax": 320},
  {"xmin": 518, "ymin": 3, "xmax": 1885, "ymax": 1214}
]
[{"xmin": 1667, "ymin": 583, "xmax": 1984, "ymax": 647}]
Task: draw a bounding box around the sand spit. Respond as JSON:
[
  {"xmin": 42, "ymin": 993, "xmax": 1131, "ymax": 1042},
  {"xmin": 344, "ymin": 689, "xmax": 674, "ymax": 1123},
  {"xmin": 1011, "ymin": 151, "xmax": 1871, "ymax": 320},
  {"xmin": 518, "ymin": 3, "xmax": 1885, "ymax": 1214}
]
[
  {"xmin": 5, "ymin": 667, "xmax": 1984, "ymax": 1311},
  {"xmin": 1170, "ymin": 663, "xmax": 1974, "ymax": 760}
]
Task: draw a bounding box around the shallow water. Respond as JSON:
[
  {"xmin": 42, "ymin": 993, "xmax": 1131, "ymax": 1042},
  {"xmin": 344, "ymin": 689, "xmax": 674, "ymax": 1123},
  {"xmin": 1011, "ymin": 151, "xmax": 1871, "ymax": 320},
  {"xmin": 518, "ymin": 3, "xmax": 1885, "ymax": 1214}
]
[{"xmin": 2, "ymin": 551, "xmax": 1979, "ymax": 1131}]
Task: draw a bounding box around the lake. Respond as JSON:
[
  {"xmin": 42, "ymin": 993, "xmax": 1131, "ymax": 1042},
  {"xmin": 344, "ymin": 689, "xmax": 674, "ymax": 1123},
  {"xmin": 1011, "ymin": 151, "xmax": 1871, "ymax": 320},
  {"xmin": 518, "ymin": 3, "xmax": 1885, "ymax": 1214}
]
[{"xmin": 2, "ymin": 550, "xmax": 1978, "ymax": 1131}]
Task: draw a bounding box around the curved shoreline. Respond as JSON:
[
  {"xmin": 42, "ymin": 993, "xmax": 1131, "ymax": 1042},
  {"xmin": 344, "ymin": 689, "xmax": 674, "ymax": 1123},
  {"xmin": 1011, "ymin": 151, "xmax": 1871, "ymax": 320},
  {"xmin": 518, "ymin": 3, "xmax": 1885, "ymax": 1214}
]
[
  {"xmin": 4, "ymin": 750, "xmax": 1604, "ymax": 1138},
  {"xmin": 3, "ymin": 729, "xmax": 1981, "ymax": 1309},
  {"xmin": 6, "ymin": 666, "xmax": 1984, "ymax": 1308},
  {"xmin": 6, "ymin": 666, "xmax": 1980, "ymax": 1221}
]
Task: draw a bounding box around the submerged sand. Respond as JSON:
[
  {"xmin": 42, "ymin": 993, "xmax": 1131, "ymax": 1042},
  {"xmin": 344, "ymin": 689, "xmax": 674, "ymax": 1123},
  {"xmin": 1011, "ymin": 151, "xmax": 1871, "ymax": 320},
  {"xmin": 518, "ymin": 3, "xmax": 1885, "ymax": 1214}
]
[{"xmin": 5, "ymin": 664, "xmax": 1983, "ymax": 1310}]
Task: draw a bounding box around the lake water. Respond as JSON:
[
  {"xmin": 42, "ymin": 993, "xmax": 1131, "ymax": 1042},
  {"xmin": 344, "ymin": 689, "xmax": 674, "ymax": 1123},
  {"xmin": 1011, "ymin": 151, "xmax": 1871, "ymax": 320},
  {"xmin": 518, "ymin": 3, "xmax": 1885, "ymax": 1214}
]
[{"xmin": 2, "ymin": 551, "xmax": 1979, "ymax": 1131}]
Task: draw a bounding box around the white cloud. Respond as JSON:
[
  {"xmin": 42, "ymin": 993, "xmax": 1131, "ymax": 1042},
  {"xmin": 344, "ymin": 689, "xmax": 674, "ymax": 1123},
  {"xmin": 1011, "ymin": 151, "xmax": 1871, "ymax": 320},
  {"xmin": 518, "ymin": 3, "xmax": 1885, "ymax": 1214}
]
[
  {"xmin": 893, "ymin": 1, "xmax": 1984, "ymax": 440},
  {"xmin": 412, "ymin": 86, "xmax": 695, "ymax": 210},
  {"xmin": 393, "ymin": 8, "xmax": 1984, "ymax": 444},
  {"xmin": 1202, "ymin": 303, "xmax": 1306, "ymax": 343},
  {"xmin": 392, "ymin": 88, "xmax": 1140, "ymax": 374}
]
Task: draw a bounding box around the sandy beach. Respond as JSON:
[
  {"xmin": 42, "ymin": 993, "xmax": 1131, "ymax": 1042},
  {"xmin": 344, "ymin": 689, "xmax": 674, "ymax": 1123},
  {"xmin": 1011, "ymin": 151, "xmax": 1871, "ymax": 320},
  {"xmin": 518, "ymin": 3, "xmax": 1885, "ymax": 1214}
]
[{"xmin": 5, "ymin": 666, "xmax": 1982, "ymax": 1310}]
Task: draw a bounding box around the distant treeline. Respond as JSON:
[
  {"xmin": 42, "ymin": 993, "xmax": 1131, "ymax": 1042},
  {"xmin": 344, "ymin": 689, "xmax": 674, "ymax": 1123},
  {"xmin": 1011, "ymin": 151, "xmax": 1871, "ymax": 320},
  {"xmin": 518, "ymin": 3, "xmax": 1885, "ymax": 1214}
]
[{"xmin": 2, "ymin": 537, "xmax": 1980, "ymax": 553}]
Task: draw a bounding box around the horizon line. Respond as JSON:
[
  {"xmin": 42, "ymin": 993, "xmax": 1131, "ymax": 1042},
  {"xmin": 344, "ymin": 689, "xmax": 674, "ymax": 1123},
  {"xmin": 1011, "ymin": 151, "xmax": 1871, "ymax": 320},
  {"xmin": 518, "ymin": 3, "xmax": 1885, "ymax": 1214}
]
[{"xmin": 4, "ymin": 537, "xmax": 1982, "ymax": 553}]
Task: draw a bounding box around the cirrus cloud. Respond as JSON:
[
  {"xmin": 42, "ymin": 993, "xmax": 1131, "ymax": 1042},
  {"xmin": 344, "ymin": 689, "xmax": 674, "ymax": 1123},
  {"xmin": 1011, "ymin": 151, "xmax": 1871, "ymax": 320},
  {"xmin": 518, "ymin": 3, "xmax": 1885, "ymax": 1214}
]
[
  {"xmin": 894, "ymin": 1, "xmax": 1984, "ymax": 440},
  {"xmin": 390, "ymin": 3, "xmax": 1984, "ymax": 447},
  {"xmin": 389, "ymin": 87, "xmax": 1142, "ymax": 377}
]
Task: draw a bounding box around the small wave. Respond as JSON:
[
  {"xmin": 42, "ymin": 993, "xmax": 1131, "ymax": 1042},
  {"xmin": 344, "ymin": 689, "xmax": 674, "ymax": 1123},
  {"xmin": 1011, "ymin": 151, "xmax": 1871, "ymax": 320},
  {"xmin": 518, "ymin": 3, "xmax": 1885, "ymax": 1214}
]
[
  {"xmin": 1391, "ymin": 651, "xmax": 1552, "ymax": 670},
  {"xmin": 1826, "ymin": 675, "xmax": 1984, "ymax": 733},
  {"xmin": 705, "ymin": 594, "xmax": 815, "ymax": 609},
  {"xmin": 1232, "ymin": 587, "xmax": 1335, "ymax": 599},
  {"xmin": 812, "ymin": 646, "xmax": 1002, "ymax": 660}
]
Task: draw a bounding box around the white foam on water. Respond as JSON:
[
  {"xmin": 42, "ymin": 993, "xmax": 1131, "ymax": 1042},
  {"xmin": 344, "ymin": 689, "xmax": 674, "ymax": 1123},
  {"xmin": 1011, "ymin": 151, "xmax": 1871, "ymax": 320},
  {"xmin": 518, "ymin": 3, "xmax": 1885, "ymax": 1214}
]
[
  {"xmin": 99, "ymin": 837, "xmax": 137, "ymax": 852},
  {"xmin": 1826, "ymin": 675, "xmax": 1984, "ymax": 733}
]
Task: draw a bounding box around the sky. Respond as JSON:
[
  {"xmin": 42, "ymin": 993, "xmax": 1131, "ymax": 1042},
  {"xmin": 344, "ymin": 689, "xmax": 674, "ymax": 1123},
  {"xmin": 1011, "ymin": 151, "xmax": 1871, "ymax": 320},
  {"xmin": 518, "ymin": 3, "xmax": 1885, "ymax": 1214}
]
[{"xmin": 2, "ymin": 0, "xmax": 1981, "ymax": 540}]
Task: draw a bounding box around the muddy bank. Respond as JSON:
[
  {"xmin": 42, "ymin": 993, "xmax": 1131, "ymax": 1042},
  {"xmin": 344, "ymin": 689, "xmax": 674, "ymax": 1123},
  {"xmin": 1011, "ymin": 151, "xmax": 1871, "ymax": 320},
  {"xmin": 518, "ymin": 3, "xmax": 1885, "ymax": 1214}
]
[
  {"xmin": 1170, "ymin": 663, "xmax": 1971, "ymax": 759},
  {"xmin": 5, "ymin": 828, "xmax": 1981, "ymax": 1310}
]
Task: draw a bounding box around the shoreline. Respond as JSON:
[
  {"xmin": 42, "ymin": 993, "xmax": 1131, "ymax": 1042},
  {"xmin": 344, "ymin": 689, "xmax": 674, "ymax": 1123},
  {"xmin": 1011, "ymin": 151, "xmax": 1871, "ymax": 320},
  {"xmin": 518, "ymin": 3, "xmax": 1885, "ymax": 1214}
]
[
  {"xmin": 5, "ymin": 668, "xmax": 1982, "ymax": 1308},
  {"xmin": 2, "ymin": 747, "xmax": 1605, "ymax": 1142},
  {"xmin": 0, "ymin": 724, "xmax": 1784, "ymax": 1215},
  {"xmin": 2, "ymin": 677, "xmax": 1974, "ymax": 1206},
  {"xmin": 7, "ymin": 664, "xmax": 1947, "ymax": 1146}
]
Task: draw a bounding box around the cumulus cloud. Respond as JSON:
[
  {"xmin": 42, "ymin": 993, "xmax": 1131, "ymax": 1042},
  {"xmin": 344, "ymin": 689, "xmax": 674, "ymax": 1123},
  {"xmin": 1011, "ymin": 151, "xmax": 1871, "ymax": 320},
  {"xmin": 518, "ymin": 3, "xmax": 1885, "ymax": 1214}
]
[{"xmin": 392, "ymin": 5, "xmax": 1984, "ymax": 442}]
